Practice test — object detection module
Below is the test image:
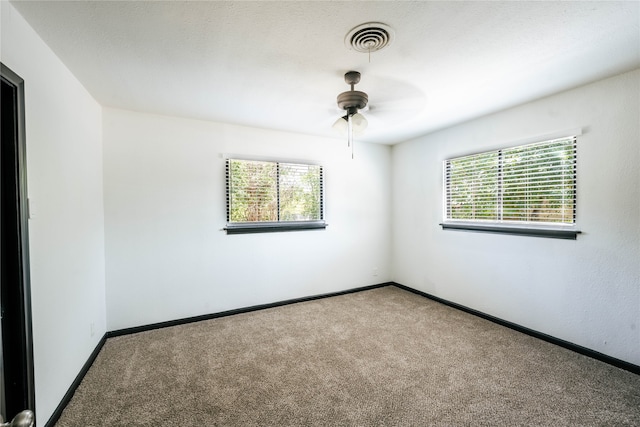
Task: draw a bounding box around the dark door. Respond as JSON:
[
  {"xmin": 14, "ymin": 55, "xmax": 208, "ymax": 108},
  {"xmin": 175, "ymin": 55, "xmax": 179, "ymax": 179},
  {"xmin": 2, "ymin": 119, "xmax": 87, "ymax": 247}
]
[{"xmin": 1, "ymin": 63, "xmax": 35, "ymax": 423}]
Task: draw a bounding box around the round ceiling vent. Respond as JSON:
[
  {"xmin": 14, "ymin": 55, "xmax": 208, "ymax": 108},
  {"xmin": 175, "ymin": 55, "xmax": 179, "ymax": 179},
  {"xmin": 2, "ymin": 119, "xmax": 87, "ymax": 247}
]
[{"xmin": 345, "ymin": 22, "xmax": 395, "ymax": 53}]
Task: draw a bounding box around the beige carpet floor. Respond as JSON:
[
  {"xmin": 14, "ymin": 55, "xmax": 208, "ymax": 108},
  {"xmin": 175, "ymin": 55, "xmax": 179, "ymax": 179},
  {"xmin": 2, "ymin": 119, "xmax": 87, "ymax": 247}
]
[{"xmin": 55, "ymin": 286, "xmax": 640, "ymax": 426}]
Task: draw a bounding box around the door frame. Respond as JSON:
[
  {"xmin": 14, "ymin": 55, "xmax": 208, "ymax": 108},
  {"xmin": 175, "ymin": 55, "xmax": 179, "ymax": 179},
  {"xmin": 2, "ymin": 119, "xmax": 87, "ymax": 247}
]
[{"xmin": 1, "ymin": 62, "xmax": 35, "ymax": 421}]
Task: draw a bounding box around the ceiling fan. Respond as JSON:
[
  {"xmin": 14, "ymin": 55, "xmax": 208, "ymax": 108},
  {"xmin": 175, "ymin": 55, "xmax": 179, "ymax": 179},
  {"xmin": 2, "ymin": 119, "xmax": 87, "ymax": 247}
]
[
  {"xmin": 330, "ymin": 69, "xmax": 427, "ymax": 157},
  {"xmin": 332, "ymin": 71, "xmax": 369, "ymax": 158}
]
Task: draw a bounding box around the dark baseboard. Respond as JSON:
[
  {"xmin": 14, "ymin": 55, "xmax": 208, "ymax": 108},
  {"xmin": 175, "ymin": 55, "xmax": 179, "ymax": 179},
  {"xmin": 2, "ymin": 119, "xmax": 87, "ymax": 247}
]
[
  {"xmin": 107, "ymin": 282, "xmax": 393, "ymax": 338},
  {"xmin": 44, "ymin": 334, "xmax": 107, "ymax": 427},
  {"xmin": 392, "ymin": 282, "xmax": 640, "ymax": 375}
]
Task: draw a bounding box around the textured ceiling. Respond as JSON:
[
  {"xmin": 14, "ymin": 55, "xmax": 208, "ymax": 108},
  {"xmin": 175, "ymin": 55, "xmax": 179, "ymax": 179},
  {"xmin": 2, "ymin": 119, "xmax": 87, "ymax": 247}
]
[{"xmin": 8, "ymin": 1, "xmax": 640, "ymax": 144}]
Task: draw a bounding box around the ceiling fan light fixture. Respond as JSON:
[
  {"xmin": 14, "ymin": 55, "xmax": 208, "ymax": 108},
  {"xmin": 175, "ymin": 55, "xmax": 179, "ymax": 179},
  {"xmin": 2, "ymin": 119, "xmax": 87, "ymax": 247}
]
[
  {"xmin": 351, "ymin": 113, "xmax": 368, "ymax": 133},
  {"xmin": 332, "ymin": 115, "xmax": 349, "ymax": 134},
  {"xmin": 332, "ymin": 113, "xmax": 367, "ymax": 136}
]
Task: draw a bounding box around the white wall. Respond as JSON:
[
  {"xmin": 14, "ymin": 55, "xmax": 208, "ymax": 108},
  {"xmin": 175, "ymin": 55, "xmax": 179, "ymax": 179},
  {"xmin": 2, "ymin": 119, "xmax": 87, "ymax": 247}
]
[
  {"xmin": 1, "ymin": 3, "xmax": 107, "ymax": 425},
  {"xmin": 391, "ymin": 69, "xmax": 640, "ymax": 365},
  {"xmin": 103, "ymin": 108, "xmax": 391, "ymax": 331}
]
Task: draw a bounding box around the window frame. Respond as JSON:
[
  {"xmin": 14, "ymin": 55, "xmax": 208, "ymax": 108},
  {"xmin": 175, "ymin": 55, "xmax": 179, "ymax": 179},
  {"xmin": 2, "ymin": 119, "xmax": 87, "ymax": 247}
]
[
  {"xmin": 224, "ymin": 157, "xmax": 327, "ymax": 234},
  {"xmin": 441, "ymin": 135, "xmax": 581, "ymax": 240}
]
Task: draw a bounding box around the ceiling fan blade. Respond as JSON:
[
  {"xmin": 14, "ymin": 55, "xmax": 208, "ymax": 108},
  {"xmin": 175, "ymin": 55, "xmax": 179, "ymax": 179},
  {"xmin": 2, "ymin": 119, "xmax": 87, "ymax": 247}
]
[{"xmin": 359, "ymin": 74, "xmax": 427, "ymax": 122}]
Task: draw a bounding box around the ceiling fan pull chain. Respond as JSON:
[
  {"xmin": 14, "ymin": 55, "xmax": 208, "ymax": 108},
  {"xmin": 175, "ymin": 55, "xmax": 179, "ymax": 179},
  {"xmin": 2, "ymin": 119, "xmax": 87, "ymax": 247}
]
[{"xmin": 347, "ymin": 113, "xmax": 353, "ymax": 148}]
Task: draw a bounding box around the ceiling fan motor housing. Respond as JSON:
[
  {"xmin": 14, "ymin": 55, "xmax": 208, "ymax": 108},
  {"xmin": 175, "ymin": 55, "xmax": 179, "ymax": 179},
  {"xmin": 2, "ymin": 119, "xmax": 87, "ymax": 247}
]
[{"xmin": 337, "ymin": 90, "xmax": 368, "ymax": 112}]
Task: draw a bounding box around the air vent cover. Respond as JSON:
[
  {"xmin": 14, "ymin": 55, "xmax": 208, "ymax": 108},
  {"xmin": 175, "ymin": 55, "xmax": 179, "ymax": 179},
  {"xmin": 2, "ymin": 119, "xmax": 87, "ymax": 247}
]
[{"xmin": 345, "ymin": 22, "xmax": 395, "ymax": 53}]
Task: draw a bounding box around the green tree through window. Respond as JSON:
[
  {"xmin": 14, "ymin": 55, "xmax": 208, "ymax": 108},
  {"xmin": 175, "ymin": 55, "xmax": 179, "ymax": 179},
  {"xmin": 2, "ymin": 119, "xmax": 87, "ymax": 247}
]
[
  {"xmin": 226, "ymin": 158, "xmax": 325, "ymax": 233},
  {"xmin": 228, "ymin": 160, "xmax": 278, "ymax": 222},
  {"xmin": 444, "ymin": 137, "xmax": 576, "ymax": 226}
]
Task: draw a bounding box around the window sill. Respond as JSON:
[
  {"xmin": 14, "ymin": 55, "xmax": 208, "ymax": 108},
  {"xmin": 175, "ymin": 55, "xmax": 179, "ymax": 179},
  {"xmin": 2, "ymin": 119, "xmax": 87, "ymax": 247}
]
[
  {"xmin": 224, "ymin": 221, "xmax": 327, "ymax": 235},
  {"xmin": 440, "ymin": 222, "xmax": 581, "ymax": 240}
]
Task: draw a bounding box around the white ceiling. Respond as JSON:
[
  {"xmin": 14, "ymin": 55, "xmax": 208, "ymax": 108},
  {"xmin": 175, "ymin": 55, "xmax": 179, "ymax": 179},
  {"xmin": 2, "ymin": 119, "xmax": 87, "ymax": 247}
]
[{"xmin": 9, "ymin": 1, "xmax": 640, "ymax": 145}]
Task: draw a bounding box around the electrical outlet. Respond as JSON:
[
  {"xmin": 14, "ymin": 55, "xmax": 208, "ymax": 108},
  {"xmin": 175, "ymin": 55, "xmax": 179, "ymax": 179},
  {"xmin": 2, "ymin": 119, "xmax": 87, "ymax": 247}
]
[
  {"xmin": 373, "ymin": 267, "xmax": 378, "ymax": 277},
  {"xmin": 90, "ymin": 322, "xmax": 95, "ymax": 337}
]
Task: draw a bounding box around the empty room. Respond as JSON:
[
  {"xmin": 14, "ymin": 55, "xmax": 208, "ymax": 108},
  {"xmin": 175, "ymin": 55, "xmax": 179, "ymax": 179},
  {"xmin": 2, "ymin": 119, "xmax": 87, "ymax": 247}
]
[{"xmin": 1, "ymin": 1, "xmax": 639, "ymax": 426}]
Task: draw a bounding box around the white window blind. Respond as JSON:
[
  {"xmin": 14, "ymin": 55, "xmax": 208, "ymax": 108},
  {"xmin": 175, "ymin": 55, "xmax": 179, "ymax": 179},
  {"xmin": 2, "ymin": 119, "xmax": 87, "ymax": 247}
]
[
  {"xmin": 444, "ymin": 137, "xmax": 577, "ymax": 228},
  {"xmin": 225, "ymin": 158, "xmax": 325, "ymax": 233}
]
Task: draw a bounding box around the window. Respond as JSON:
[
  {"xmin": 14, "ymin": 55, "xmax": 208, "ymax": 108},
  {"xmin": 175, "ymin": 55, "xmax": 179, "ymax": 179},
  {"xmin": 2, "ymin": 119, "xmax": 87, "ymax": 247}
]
[
  {"xmin": 442, "ymin": 136, "xmax": 579, "ymax": 239},
  {"xmin": 225, "ymin": 158, "xmax": 326, "ymax": 234}
]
